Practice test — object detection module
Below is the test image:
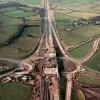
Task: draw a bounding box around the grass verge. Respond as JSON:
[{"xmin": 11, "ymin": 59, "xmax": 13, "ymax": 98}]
[
  {"xmin": 69, "ymin": 41, "xmax": 93, "ymax": 58},
  {"xmin": 86, "ymin": 48, "xmax": 100, "ymax": 72}
]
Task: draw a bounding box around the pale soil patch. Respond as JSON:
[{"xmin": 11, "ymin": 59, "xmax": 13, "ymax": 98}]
[{"xmin": 69, "ymin": 12, "xmax": 99, "ymax": 19}]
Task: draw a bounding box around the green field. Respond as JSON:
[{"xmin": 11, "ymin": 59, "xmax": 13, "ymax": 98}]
[
  {"xmin": 1, "ymin": 17, "xmax": 23, "ymax": 26},
  {"xmin": 56, "ymin": 10, "xmax": 99, "ymax": 20},
  {"xmin": 0, "ymin": 7, "xmax": 35, "ymax": 18},
  {"xmin": 19, "ymin": 7, "xmax": 33, "ymax": 12},
  {"xmin": 0, "ymin": 2, "xmax": 41, "ymax": 58},
  {"xmin": 10, "ymin": 27, "xmax": 41, "ymax": 51},
  {"xmin": 0, "ymin": 6, "xmax": 38, "ymax": 43},
  {"xmin": 55, "ymin": 13, "xmax": 78, "ymax": 21},
  {"xmin": 52, "ymin": 0, "xmax": 100, "ymax": 14},
  {"xmin": 0, "ymin": 26, "xmax": 18, "ymax": 43},
  {"xmin": 4, "ymin": 10, "xmax": 34, "ymax": 18},
  {"xmin": 68, "ymin": 12, "xmax": 99, "ymax": 19},
  {"xmin": 1, "ymin": 0, "xmax": 41, "ymax": 5},
  {"xmin": 57, "ymin": 24, "xmax": 100, "ymax": 46},
  {"xmin": 55, "ymin": 11, "xmax": 100, "ymax": 46},
  {"xmin": 15, "ymin": 0, "xmax": 41, "ymax": 5},
  {"xmin": 0, "ymin": 26, "xmax": 41, "ymax": 58},
  {"xmin": 78, "ymin": 75, "xmax": 100, "ymax": 85},
  {"xmin": 54, "ymin": 0, "xmax": 100, "ymax": 47},
  {"xmin": 70, "ymin": 41, "xmax": 93, "ymax": 58},
  {"xmin": 0, "ymin": 82, "xmax": 32, "ymax": 100},
  {"xmin": 86, "ymin": 49, "xmax": 100, "ymax": 72},
  {"xmin": 52, "ymin": 0, "xmax": 98, "ymax": 4},
  {"xmin": 0, "ymin": 8, "xmax": 17, "ymax": 12}
]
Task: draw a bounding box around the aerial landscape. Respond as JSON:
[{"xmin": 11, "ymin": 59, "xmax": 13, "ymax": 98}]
[{"xmin": 0, "ymin": 0, "xmax": 100, "ymax": 100}]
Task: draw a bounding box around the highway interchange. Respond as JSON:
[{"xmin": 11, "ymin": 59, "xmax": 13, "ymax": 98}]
[{"xmin": 0, "ymin": 0, "xmax": 100, "ymax": 100}]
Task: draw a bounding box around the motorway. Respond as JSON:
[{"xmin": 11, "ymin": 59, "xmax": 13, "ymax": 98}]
[{"xmin": 40, "ymin": 0, "xmax": 60, "ymax": 100}]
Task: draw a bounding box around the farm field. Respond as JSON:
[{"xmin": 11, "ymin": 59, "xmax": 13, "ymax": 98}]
[
  {"xmin": 0, "ymin": 7, "xmax": 17, "ymax": 12},
  {"xmin": 55, "ymin": 13, "xmax": 78, "ymax": 21},
  {"xmin": 57, "ymin": 24, "xmax": 100, "ymax": 46},
  {"xmin": 4, "ymin": 10, "xmax": 34, "ymax": 18},
  {"xmin": 55, "ymin": 11, "xmax": 100, "ymax": 46},
  {"xmin": 0, "ymin": 26, "xmax": 41, "ymax": 58},
  {"xmin": 63, "ymin": 25, "xmax": 100, "ymax": 46},
  {"xmin": 86, "ymin": 49, "xmax": 100, "ymax": 72},
  {"xmin": 10, "ymin": 27, "xmax": 41, "ymax": 52},
  {"xmin": 52, "ymin": 0, "xmax": 100, "ymax": 14},
  {"xmin": 68, "ymin": 12, "xmax": 99, "ymax": 19},
  {"xmin": 69, "ymin": 41, "xmax": 93, "ymax": 58},
  {"xmin": 0, "ymin": 0, "xmax": 41, "ymax": 5},
  {"xmin": 0, "ymin": 6, "xmax": 39, "ymax": 41},
  {"xmin": 14, "ymin": 0, "xmax": 41, "ymax": 5},
  {"xmin": 0, "ymin": 18, "xmax": 23, "ymax": 26},
  {"xmin": 0, "ymin": 1, "xmax": 41, "ymax": 59},
  {"xmin": 56, "ymin": 10, "xmax": 99, "ymax": 19},
  {"xmin": 78, "ymin": 75, "xmax": 100, "ymax": 85},
  {"xmin": 54, "ymin": 0, "xmax": 100, "ymax": 47},
  {"xmin": 0, "ymin": 82, "xmax": 32, "ymax": 100},
  {"xmin": 0, "ymin": 26, "xmax": 18, "ymax": 43}
]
